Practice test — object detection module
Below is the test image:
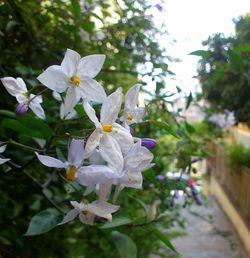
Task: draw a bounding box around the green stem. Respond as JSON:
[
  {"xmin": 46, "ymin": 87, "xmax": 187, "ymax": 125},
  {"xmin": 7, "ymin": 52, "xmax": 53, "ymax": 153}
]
[{"xmin": 9, "ymin": 139, "xmax": 43, "ymax": 152}]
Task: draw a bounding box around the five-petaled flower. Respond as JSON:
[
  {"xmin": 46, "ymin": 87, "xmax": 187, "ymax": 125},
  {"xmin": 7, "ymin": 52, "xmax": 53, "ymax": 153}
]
[
  {"xmin": 36, "ymin": 139, "xmax": 84, "ymax": 182},
  {"xmin": 1, "ymin": 77, "xmax": 45, "ymax": 119},
  {"xmin": 37, "ymin": 48, "xmax": 107, "ymax": 116},
  {"xmin": 59, "ymin": 200, "xmax": 119, "ymax": 225}
]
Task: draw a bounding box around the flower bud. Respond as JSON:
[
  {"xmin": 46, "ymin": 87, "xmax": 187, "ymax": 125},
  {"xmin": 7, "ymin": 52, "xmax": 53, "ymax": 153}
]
[
  {"xmin": 141, "ymin": 138, "xmax": 157, "ymax": 150},
  {"xmin": 15, "ymin": 103, "xmax": 28, "ymax": 116},
  {"xmin": 194, "ymin": 194, "xmax": 203, "ymax": 205},
  {"xmin": 156, "ymin": 174, "xmax": 165, "ymax": 182}
]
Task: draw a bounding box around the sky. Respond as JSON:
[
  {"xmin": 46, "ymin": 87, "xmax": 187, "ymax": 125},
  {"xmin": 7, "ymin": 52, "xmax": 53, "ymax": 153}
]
[{"xmin": 145, "ymin": 0, "xmax": 250, "ymax": 96}]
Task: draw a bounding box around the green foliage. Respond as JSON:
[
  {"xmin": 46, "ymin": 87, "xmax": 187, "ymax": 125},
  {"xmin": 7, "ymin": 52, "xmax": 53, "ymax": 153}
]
[
  {"xmin": 25, "ymin": 208, "xmax": 62, "ymax": 236},
  {"xmin": 227, "ymin": 143, "xmax": 250, "ymax": 170},
  {"xmin": 197, "ymin": 14, "xmax": 250, "ymax": 125}
]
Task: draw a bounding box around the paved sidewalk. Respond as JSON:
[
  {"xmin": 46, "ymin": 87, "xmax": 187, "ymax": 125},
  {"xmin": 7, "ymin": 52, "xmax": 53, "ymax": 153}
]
[{"xmin": 172, "ymin": 196, "xmax": 248, "ymax": 258}]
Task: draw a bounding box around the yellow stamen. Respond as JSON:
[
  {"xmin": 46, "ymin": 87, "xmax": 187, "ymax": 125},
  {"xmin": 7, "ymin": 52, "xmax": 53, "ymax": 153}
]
[
  {"xmin": 102, "ymin": 124, "xmax": 113, "ymax": 133},
  {"xmin": 66, "ymin": 165, "xmax": 76, "ymax": 182},
  {"xmin": 127, "ymin": 113, "xmax": 133, "ymax": 120},
  {"xmin": 71, "ymin": 75, "xmax": 80, "ymax": 86}
]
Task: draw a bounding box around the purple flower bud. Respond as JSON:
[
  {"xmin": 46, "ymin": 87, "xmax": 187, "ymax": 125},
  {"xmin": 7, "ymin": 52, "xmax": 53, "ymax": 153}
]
[
  {"xmin": 156, "ymin": 174, "xmax": 165, "ymax": 182},
  {"xmin": 15, "ymin": 103, "xmax": 28, "ymax": 116},
  {"xmin": 141, "ymin": 138, "xmax": 157, "ymax": 150},
  {"xmin": 129, "ymin": 127, "xmax": 135, "ymax": 136},
  {"xmin": 174, "ymin": 189, "xmax": 179, "ymax": 199}
]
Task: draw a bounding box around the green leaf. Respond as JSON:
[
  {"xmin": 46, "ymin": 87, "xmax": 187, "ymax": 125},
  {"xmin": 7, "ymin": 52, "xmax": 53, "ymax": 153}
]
[
  {"xmin": 0, "ymin": 109, "xmax": 16, "ymax": 118},
  {"xmin": 234, "ymin": 45, "xmax": 250, "ymax": 53},
  {"xmin": 111, "ymin": 231, "xmax": 137, "ymax": 258},
  {"xmin": 189, "ymin": 50, "xmax": 210, "ymax": 58},
  {"xmin": 186, "ymin": 92, "xmax": 193, "ymax": 110},
  {"xmin": 100, "ymin": 217, "xmax": 133, "ymax": 229},
  {"xmin": 71, "ymin": 0, "xmax": 81, "ymax": 18},
  {"xmin": 24, "ymin": 208, "xmax": 62, "ymax": 236},
  {"xmin": 228, "ymin": 50, "xmax": 244, "ymax": 72},
  {"xmin": 1, "ymin": 118, "xmax": 44, "ymax": 139},
  {"xmin": 184, "ymin": 121, "xmax": 195, "ymax": 134},
  {"xmin": 149, "ymin": 226, "xmax": 177, "ymax": 253}
]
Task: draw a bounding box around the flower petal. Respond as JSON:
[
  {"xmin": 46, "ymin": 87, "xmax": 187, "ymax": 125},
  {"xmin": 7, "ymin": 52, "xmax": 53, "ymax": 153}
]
[
  {"xmin": 132, "ymin": 107, "xmax": 145, "ymax": 122},
  {"xmin": 83, "ymin": 129, "xmax": 102, "ymax": 159},
  {"xmin": 35, "ymin": 152, "xmax": 66, "ymax": 168},
  {"xmin": 100, "ymin": 87, "xmax": 122, "ymax": 124},
  {"xmin": 99, "ymin": 134, "xmax": 123, "ymax": 173},
  {"xmin": 87, "ymin": 201, "xmax": 119, "ymax": 221},
  {"xmin": 68, "ymin": 138, "xmax": 84, "ymax": 167},
  {"xmin": 61, "ymin": 48, "xmax": 81, "ymax": 77},
  {"xmin": 79, "ymin": 78, "xmax": 106, "ymax": 103},
  {"xmin": 1, "ymin": 77, "xmax": 26, "ymax": 96},
  {"xmin": 82, "ymin": 99, "xmax": 101, "ymax": 128},
  {"xmin": 77, "ymin": 54, "xmax": 105, "ymax": 78},
  {"xmin": 124, "ymin": 141, "xmax": 153, "ymax": 172},
  {"xmin": 29, "ymin": 101, "xmax": 45, "ymax": 120},
  {"xmin": 124, "ymin": 84, "xmax": 141, "ymax": 114},
  {"xmin": 58, "ymin": 208, "xmax": 78, "ymax": 225},
  {"xmin": 0, "ymin": 158, "xmax": 10, "ymax": 165},
  {"xmin": 111, "ymin": 123, "xmax": 134, "ymax": 154},
  {"xmin": 64, "ymin": 86, "xmax": 80, "ymax": 116},
  {"xmin": 119, "ymin": 171, "xmax": 143, "ymax": 189},
  {"xmin": 37, "ymin": 65, "xmax": 69, "ymax": 93},
  {"xmin": 0, "ymin": 145, "xmax": 7, "ymax": 153}
]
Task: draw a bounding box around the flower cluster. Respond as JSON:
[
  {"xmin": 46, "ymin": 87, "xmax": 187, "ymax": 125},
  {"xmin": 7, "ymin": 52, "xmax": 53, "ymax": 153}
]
[
  {"xmin": 209, "ymin": 110, "xmax": 235, "ymax": 130},
  {"xmin": 1, "ymin": 49, "xmax": 155, "ymax": 225}
]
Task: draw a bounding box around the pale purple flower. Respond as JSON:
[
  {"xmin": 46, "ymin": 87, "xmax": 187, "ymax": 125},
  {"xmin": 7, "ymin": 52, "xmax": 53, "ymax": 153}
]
[
  {"xmin": 37, "ymin": 48, "xmax": 106, "ymax": 116},
  {"xmin": 59, "ymin": 200, "xmax": 119, "ymax": 225},
  {"xmin": 15, "ymin": 103, "xmax": 28, "ymax": 116},
  {"xmin": 1, "ymin": 77, "xmax": 45, "ymax": 119},
  {"xmin": 36, "ymin": 139, "xmax": 84, "ymax": 182}
]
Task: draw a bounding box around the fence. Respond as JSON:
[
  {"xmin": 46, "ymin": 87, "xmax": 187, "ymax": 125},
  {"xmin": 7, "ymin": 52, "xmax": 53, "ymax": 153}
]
[{"xmin": 206, "ymin": 142, "xmax": 250, "ymax": 223}]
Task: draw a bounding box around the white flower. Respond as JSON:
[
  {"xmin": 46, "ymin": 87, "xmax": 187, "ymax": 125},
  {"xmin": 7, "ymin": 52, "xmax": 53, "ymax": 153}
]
[
  {"xmin": 37, "ymin": 48, "xmax": 107, "ymax": 116},
  {"xmin": 121, "ymin": 84, "xmax": 145, "ymax": 128},
  {"xmin": 52, "ymin": 91, "xmax": 77, "ymax": 120},
  {"xmin": 1, "ymin": 77, "xmax": 45, "ymax": 119},
  {"xmin": 59, "ymin": 200, "xmax": 119, "ymax": 225},
  {"xmin": 36, "ymin": 139, "xmax": 84, "ymax": 182},
  {"xmin": 115, "ymin": 140, "xmax": 153, "ymax": 189},
  {"xmin": 83, "ymin": 87, "xmax": 134, "ymax": 158},
  {"xmin": 0, "ymin": 144, "xmax": 10, "ymax": 165}
]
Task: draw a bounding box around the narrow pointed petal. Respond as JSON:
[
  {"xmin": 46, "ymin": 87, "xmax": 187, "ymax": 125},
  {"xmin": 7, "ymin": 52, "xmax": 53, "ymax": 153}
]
[
  {"xmin": 64, "ymin": 86, "xmax": 79, "ymax": 116},
  {"xmin": 82, "ymin": 99, "xmax": 101, "ymax": 128},
  {"xmin": 111, "ymin": 123, "xmax": 134, "ymax": 154},
  {"xmin": 83, "ymin": 129, "xmax": 102, "ymax": 159},
  {"xmin": 29, "ymin": 101, "xmax": 45, "ymax": 120},
  {"xmin": 124, "ymin": 84, "xmax": 141, "ymax": 114},
  {"xmin": 79, "ymin": 79, "xmax": 106, "ymax": 103},
  {"xmin": 37, "ymin": 65, "xmax": 69, "ymax": 93},
  {"xmin": 77, "ymin": 54, "xmax": 105, "ymax": 78},
  {"xmin": 99, "ymin": 134, "xmax": 123, "ymax": 173},
  {"xmin": 1, "ymin": 77, "xmax": 26, "ymax": 96},
  {"xmin": 61, "ymin": 48, "xmax": 81, "ymax": 77},
  {"xmin": 133, "ymin": 107, "xmax": 145, "ymax": 122},
  {"xmin": 0, "ymin": 145, "xmax": 7, "ymax": 153},
  {"xmin": 100, "ymin": 87, "xmax": 122, "ymax": 124},
  {"xmin": 58, "ymin": 209, "xmax": 78, "ymax": 225},
  {"xmin": 0, "ymin": 158, "xmax": 10, "ymax": 165},
  {"xmin": 35, "ymin": 152, "xmax": 66, "ymax": 168},
  {"xmin": 98, "ymin": 181, "xmax": 113, "ymax": 201},
  {"xmin": 68, "ymin": 138, "xmax": 84, "ymax": 167}
]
